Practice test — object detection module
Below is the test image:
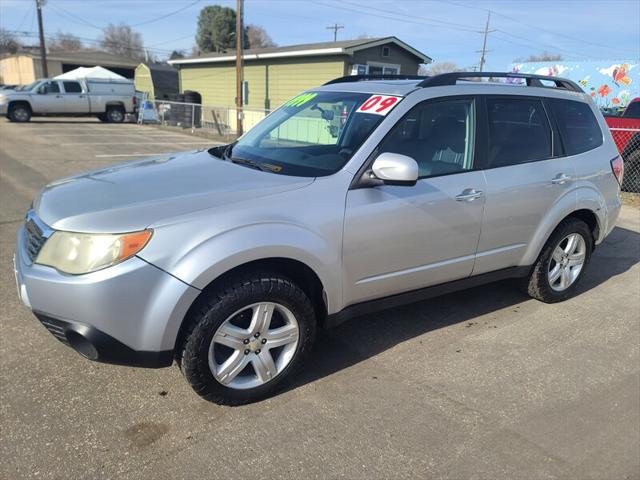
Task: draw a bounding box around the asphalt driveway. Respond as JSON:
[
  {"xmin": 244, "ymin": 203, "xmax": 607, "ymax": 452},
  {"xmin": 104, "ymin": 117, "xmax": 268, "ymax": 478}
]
[{"xmin": 1, "ymin": 117, "xmax": 639, "ymax": 479}]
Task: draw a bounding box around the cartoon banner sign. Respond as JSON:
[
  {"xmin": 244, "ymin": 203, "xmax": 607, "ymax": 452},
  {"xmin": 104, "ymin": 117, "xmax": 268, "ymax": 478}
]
[{"xmin": 510, "ymin": 60, "xmax": 638, "ymax": 109}]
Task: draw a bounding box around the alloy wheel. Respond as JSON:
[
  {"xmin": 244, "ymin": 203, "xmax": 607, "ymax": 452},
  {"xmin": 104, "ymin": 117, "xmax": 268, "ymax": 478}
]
[
  {"xmin": 547, "ymin": 233, "xmax": 586, "ymax": 292},
  {"xmin": 13, "ymin": 107, "xmax": 29, "ymax": 122},
  {"xmin": 208, "ymin": 302, "xmax": 300, "ymax": 390}
]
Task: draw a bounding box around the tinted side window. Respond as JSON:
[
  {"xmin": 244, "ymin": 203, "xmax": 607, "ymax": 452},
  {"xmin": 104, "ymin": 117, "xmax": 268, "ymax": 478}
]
[
  {"xmin": 43, "ymin": 81, "xmax": 60, "ymax": 94},
  {"xmin": 549, "ymin": 98, "xmax": 603, "ymax": 155},
  {"xmin": 486, "ymin": 97, "xmax": 552, "ymax": 168},
  {"xmin": 63, "ymin": 81, "xmax": 82, "ymax": 93},
  {"xmin": 379, "ymin": 98, "xmax": 475, "ymax": 178}
]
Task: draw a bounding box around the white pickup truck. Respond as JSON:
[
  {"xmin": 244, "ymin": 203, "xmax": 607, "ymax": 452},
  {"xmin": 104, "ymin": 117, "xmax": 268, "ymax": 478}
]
[{"xmin": 0, "ymin": 78, "xmax": 137, "ymax": 123}]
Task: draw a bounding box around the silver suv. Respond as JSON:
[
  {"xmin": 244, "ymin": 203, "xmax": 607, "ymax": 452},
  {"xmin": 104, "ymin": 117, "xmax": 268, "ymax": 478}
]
[{"xmin": 14, "ymin": 72, "xmax": 624, "ymax": 405}]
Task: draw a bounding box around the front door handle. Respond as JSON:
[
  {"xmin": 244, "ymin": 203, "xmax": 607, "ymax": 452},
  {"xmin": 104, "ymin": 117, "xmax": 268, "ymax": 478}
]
[
  {"xmin": 551, "ymin": 173, "xmax": 572, "ymax": 185},
  {"xmin": 455, "ymin": 188, "xmax": 484, "ymax": 202}
]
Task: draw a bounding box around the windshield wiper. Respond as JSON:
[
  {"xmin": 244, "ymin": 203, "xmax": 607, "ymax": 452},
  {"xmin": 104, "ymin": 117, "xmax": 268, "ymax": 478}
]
[{"xmin": 230, "ymin": 157, "xmax": 280, "ymax": 173}]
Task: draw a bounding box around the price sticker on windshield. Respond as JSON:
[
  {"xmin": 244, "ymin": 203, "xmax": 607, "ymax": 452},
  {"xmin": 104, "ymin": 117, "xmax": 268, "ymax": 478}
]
[{"xmin": 356, "ymin": 95, "xmax": 401, "ymax": 116}]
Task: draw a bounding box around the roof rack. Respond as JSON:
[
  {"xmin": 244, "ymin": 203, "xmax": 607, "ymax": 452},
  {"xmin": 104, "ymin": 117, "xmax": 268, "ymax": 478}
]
[
  {"xmin": 418, "ymin": 72, "xmax": 582, "ymax": 92},
  {"xmin": 323, "ymin": 74, "xmax": 427, "ymax": 85}
]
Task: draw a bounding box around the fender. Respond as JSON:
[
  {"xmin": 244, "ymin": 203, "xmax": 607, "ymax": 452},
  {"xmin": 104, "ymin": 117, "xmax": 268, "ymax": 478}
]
[
  {"xmin": 520, "ymin": 185, "xmax": 603, "ymax": 266},
  {"xmin": 140, "ymin": 222, "xmax": 341, "ymax": 313}
]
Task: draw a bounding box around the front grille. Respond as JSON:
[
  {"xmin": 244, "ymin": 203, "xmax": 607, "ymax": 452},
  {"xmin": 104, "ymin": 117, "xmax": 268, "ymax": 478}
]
[
  {"xmin": 23, "ymin": 212, "xmax": 51, "ymax": 262},
  {"xmin": 35, "ymin": 314, "xmax": 70, "ymax": 346}
]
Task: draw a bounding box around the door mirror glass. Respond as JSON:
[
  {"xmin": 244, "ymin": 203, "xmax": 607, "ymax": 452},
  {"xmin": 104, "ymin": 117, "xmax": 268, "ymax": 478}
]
[
  {"xmin": 371, "ymin": 152, "xmax": 419, "ymax": 186},
  {"xmin": 37, "ymin": 86, "xmax": 46, "ymax": 94}
]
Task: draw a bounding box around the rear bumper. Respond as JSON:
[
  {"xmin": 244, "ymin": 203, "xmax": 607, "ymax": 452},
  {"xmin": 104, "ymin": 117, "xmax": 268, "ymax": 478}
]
[{"xmin": 14, "ymin": 223, "xmax": 201, "ymax": 367}]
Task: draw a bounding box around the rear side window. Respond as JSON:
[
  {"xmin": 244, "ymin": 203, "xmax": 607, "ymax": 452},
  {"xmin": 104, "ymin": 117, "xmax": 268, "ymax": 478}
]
[
  {"xmin": 63, "ymin": 81, "xmax": 82, "ymax": 93},
  {"xmin": 549, "ymin": 98, "xmax": 603, "ymax": 155},
  {"xmin": 486, "ymin": 97, "xmax": 552, "ymax": 168}
]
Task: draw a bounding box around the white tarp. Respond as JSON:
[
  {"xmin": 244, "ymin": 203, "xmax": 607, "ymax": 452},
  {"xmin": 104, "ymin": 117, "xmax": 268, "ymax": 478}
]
[{"xmin": 54, "ymin": 66, "xmax": 130, "ymax": 83}]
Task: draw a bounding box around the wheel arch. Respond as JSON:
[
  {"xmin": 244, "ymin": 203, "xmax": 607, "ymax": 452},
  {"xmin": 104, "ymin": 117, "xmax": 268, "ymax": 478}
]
[
  {"xmin": 173, "ymin": 257, "xmax": 328, "ymax": 354},
  {"xmin": 8, "ymin": 100, "xmax": 32, "ymax": 113}
]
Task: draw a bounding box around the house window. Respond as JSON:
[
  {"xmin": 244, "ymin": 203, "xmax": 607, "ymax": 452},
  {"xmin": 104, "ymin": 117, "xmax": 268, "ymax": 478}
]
[{"xmin": 382, "ymin": 46, "xmax": 390, "ymax": 57}]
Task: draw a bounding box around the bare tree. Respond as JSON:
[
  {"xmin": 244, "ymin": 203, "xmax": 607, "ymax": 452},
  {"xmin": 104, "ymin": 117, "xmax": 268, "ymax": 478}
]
[
  {"xmin": 419, "ymin": 62, "xmax": 462, "ymax": 76},
  {"xmin": 246, "ymin": 24, "xmax": 276, "ymax": 49},
  {"xmin": 0, "ymin": 28, "xmax": 21, "ymax": 55},
  {"xmin": 515, "ymin": 51, "xmax": 563, "ymax": 62},
  {"xmin": 100, "ymin": 23, "xmax": 145, "ymax": 60},
  {"xmin": 49, "ymin": 31, "xmax": 83, "ymax": 52}
]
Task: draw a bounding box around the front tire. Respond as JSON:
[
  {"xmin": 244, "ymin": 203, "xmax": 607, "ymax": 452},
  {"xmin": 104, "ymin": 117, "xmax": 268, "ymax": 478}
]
[
  {"xmin": 179, "ymin": 273, "xmax": 316, "ymax": 405},
  {"xmin": 8, "ymin": 103, "xmax": 31, "ymax": 122},
  {"xmin": 522, "ymin": 217, "xmax": 593, "ymax": 303}
]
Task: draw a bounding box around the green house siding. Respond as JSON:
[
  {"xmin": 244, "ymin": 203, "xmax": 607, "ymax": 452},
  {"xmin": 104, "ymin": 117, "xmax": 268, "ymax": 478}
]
[
  {"xmin": 134, "ymin": 64, "xmax": 155, "ymax": 99},
  {"xmin": 350, "ymin": 44, "xmax": 422, "ymax": 74},
  {"xmin": 178, "ymin": 57, "xmax": 346, "ymax": 110}
]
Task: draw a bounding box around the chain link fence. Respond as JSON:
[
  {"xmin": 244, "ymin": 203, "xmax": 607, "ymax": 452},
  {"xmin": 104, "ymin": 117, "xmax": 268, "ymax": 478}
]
[
  {"xmin": 137, "ymin": 99, "xmax": 269, "ymax": 141},
  {"xmin": 610, "ymin": 127, "xmax": 640, "ymax": 194}
]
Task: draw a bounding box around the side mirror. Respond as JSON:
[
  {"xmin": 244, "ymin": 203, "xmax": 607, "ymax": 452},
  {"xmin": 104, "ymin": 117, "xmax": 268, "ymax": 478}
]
[
  {"xmin": 370, "ymin": 152, "xmax": 419, "ymax": 186},
  {"xmin": 37, "ymin": 86, "xmax": 46, "ymax": 94}
]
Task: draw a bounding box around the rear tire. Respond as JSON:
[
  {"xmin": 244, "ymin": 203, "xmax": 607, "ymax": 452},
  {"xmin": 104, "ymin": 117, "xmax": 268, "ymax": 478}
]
[
  {"xmin": 522, "ymin": 217, "xmax": 593, "ymax": 303},
  {"xmin": 105, "ymin": 106, "xmax": 125, "ymax": 123},
  {"xmin": 8, "ymin": 103, "xmax": 31, "ymax": 122},
  {"xmin": 179, "ymin": 273, "xmax": 316, "ymax": 405}
]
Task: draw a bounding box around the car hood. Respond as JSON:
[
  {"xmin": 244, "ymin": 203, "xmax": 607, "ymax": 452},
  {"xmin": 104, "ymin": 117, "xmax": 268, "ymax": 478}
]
[{"xmin": 35, "ymin": 149, "xmax": 314, "ymax": 233}]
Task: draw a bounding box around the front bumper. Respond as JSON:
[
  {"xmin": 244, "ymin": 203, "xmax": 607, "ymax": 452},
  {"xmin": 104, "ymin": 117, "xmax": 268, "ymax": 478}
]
[
  {"xmin": 15, "ymin": 224, "xmax": 201, "ymax": 368},
  {"xmin": 0, "ymin": 103, "xmax": 7, "ymax": 115}
]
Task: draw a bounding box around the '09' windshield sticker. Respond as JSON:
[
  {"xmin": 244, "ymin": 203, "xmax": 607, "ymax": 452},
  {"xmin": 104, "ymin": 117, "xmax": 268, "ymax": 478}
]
[{"xmin": 356, "ymin": 95, "xmax": 402, "ymax": 116}]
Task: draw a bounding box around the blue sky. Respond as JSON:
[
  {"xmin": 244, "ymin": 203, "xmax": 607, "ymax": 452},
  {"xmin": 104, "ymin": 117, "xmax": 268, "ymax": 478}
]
[{"xmin": 1, "ymin": 0, "xmax": 638, "ymax": 70}]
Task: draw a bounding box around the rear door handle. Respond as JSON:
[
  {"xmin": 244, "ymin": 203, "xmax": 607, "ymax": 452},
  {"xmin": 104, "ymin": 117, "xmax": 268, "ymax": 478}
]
[
  {"xmin": 455, "ymin": 188, "xmax": 484, "ymax": 202},
  {"xmin": 551, "ymin": 173, "xmax": 572, "ymax": 185}
]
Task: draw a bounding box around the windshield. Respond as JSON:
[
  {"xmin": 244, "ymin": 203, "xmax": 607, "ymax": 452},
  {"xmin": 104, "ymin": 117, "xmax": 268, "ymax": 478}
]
[
  {"xmin": 19, "ymin": 81, "xmax": 43, "ymax": 91},
  {"xmin": 224, "ymin": 91, "xmax": 400, "ymax": 177}
]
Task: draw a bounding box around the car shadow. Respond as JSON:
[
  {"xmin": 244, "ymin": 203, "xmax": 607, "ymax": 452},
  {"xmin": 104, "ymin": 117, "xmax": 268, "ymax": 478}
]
[
  {"xmin": 284, "ymin": 225, "xmax": 640, "ymax": 393},
  {"xmin": 15, "ymin": 119, "xmax": 135, "ymax": 125}
]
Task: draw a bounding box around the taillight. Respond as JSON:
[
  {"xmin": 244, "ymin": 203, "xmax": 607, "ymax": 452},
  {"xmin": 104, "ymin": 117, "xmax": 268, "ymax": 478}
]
[
  {"xmin": 610, "ymin": 156, "xmax": 624, "ymax": 185},
  {"xmin": 132, "ymin": 96, "xmax": 137, "ymax": 105}
]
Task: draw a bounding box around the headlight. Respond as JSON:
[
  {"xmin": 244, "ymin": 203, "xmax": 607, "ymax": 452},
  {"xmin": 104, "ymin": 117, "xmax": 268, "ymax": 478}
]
[{"xmin": 36, "ymin": 230, "xmax": 152, "ymax": 274}]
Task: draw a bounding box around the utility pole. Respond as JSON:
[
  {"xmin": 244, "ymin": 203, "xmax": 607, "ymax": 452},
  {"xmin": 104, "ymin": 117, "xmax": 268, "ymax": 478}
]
[
  {"xmin": 476, "ymin": 11, "xmax": 495, "ymax": 73},
  {"xmin": 36, "ymin": 0, "xmax": 48, "ymax": 78},
  {"xmin": 235, "ymin": 0, "xmax": 244, "ymax": 136},
  {"xmin": 326, "ymin": 23, "xmax": 344, "ymax": 42}
]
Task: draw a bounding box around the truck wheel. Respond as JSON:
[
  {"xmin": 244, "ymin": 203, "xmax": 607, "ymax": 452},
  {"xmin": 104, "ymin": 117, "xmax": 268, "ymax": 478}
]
[
  {"xmin": 105, "ymin": 106, "xmax": 125, "ymax": 123},
  {"xmin": 521, "ymin": 217, "xmax": 593, "ymax": 303},
  {"xmin": 622, "ymin": 151, "xmax": 640, "ymax": 193},
  {"xmin": 8, "ymin": 104, "xmax": 31, "ymax": 122},
  {"xmin": 179, "ymin": 273, "xmax": 317, "ymax": 405}
]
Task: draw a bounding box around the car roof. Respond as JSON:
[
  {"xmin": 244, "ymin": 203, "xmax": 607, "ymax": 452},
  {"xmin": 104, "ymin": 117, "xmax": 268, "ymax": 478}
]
[
  {"xmin": 315, "ymin": 73, "xmax": 587, "ymax": 100},
  {"xmin": 317, "ymin": 79, "xmax": 422, "ymax": 96}
]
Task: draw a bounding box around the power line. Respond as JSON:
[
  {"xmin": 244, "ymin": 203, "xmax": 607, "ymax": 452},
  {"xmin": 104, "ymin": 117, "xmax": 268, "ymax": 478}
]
[
  {"xmin": 131, "ymin": 0, "xmax": 201, "ymax": 27},
  {"xmin": 434, "ymin": 0, "xmax": 636, "ymax": 56},
  {"xmin": 9, "ymin": 29, "xmax": 175, "ymax": 55}
]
